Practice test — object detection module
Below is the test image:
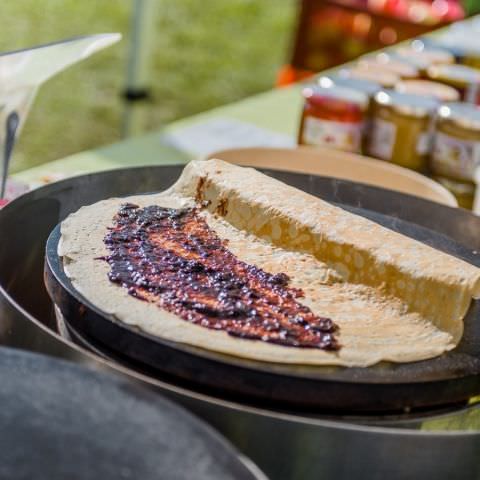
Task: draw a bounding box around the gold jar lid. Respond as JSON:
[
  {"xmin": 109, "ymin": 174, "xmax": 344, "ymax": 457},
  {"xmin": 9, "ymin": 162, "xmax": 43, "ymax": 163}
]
[
  {"xmin": 437, "ymin": 102, "xmax": 480, "ymax": 131},
  {"xmin": 374, "ymin": 90, "xmax": 438, "ymax": 118},
  {"xmin": 395, "ymin": 44, "xmax": 455, "ymax": 67},
  {"xmin": 427, "ymin": 64, "xmax": 480, "ymax": 89},
  {"xmin": 358, "ymin": 53, "xmax": 419, "ymax": 79},
  {"xmin": 340, "ymin": 66, "xmax": 399, "ymax": 88},
  {"xmin": 395, "ymin": 80, "xmax": 460, "ymax": 103}
]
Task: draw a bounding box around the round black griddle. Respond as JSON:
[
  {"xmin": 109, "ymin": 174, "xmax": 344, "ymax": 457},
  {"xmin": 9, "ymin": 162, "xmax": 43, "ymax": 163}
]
[
  {"xmin": 45, "ymin": 182, "xmax": 480, "ymax": 413},
  {"xmin": 0, "ymin": 346, "xmax": 261, "ymax": 480}
]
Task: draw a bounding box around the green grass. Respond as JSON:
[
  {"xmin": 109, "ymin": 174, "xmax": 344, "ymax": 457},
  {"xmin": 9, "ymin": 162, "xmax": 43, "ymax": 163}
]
[{"xmin": 0, "ymin": 0, "xmax": 295, "ymax": 173}]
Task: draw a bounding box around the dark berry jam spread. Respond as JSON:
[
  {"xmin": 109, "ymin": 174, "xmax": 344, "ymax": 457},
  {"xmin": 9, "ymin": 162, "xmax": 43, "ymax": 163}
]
[{"xmin": 101, "ymin": 203, "xmax": 340, "ymax": 350}]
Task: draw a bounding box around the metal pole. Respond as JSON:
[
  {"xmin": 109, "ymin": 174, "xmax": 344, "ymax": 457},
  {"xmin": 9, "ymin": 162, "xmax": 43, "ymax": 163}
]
[{"xmin": 122, "ymin": 0, "xmax": 157, "ymax": 138}]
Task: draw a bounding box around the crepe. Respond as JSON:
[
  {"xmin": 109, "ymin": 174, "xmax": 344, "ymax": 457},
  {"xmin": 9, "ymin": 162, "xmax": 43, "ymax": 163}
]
[{"xmin": 59, "ymin": 159, "xmax": 480, "ymax": 366}]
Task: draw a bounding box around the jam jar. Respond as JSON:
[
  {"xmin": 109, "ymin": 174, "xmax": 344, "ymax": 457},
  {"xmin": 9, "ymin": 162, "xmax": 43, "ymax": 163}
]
[
  {"xmin": 426, "ymin": 64, "xmax": 480, "ymax": 104},
  {"xmin": 395, "ymin": 79, "xmax": 460, "ymax": 103},
  {"xmin": 298, "ymin": 85, "xmax": 368, "ymax": 153},
  {"xmin": 394, "ymin": 43, "xmax": 455, "ymax": 75},
  {"xmin": 339, "ymin": 66, "xmax": 400, "ymax": 89},
  {"xmin": 366, "ymin": 90, "xmax": 438, "ymax": 172},
  {"xmin": 318, "ymin": 74, "xmax": 381, "ymax": 99},
  {"xmin": 357, "ymin": 53, "xmax": 420, "ymax": 79},
  {"xmin": 319, "ymin": 74, "xmax": 381, "ymax": 151},
  {"xmin": 430, "ymin": 102, "xmax": 480, "ymax": 209}
]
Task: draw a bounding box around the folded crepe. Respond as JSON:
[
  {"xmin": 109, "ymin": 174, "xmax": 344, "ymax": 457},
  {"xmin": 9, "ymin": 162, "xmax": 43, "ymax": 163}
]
[{"xmin": 59, "ymin": 159, "xmax": 480, "ymax": 366}]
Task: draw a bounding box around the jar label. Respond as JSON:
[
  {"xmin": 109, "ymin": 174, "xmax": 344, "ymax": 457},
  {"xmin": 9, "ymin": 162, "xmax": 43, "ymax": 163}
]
[
  {"xmin": 416, "ymin": 132, "xmax": 432, "ymax": 156},
  {"xmin": 431, "ymin": 132, "xmax": 480, "ymax": 181},
  {"xmin": 302, "ymin": 116, "xmax": 362, "ymax": 153},
  {"xmin": 368, "ymin": 118, "xmax": 396, "ymax": 161}
]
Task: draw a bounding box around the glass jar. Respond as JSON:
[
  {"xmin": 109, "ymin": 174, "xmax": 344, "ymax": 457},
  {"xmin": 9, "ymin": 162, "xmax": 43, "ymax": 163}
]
[
  {"xmin": 433, "ymin": 175, "xmax": 476, "ymax": 210},
  {"xmin": 395, "ymin": 80, "xmax": 460, "ymax": 103},
  {"xmin": 430, "ymin": 103, "xmax": 480, "ymax": 208},
  {"xmin": 340, "ymin": 66, "xmax": 400, "ymax": 89},
  {"xmin": 320, "ymin": 74, "xmax": 381, "ymax": 152},
  {"xmin": 298, "ymin": 85, "xmax": 368, "ymax": 153},
  {"xmin": 366, "ymin": 90, "xmax": 438, "ymax": 172},
  {"xmin": 318, "ymin": 75, "xmax": 381, "ymax": 98},
  {"xmin": 461, "ymin": 49, "xmax": 480, "ymax": 71},
  {"xmin": 357, "ymin": 53, "xmax": 420, "ymax": 79},
  {"xmin": 415, "ymin": 38, "xmax": 462, "ymax": 63},
  {"xmin": 426, "ymin": 64, "xmax": 480, "ymax": 104},
  {"xmin": 394, "ymin": 44, "xmax": 455, "ymax": 74}
]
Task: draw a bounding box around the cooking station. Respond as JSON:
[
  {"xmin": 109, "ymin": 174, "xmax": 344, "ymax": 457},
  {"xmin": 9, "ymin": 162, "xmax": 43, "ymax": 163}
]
[
  {"xmin": 1, "ymin": 165, "xmax": 480, "ymax": 479},
  {"xmin": 3, "ymin": 16, "xmax": 480, "ymax": 480}
]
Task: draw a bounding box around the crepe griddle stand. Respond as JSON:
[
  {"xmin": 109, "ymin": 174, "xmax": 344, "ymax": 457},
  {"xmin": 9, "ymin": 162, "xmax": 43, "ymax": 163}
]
[
  {"xmin": 2, "ymin": 166, "xmax": 480, "ymax": 479},
  {"xmin": 45, "ymin": 212, "xmax": 480, "ymax": 412}
]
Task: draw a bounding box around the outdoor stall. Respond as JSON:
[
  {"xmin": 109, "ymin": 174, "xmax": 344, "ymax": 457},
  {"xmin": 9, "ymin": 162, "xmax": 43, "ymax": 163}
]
[{"xmin": 2, "ymin": 11, "xmax": 480, "ymax": 480}]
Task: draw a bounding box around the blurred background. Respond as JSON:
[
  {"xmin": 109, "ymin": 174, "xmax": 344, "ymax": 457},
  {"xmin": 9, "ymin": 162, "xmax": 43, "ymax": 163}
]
[
  {"xmin": 4, "ymin": 0, "xmax": 479, "ymax": 173},
  {"xmin": 5, "ymin": 0, "xmax": 295, "ymax": 173}
]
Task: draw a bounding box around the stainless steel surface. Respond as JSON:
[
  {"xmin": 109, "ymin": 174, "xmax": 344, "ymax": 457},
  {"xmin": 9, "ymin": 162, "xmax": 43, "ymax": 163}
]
[
  {"xmin": 54, "ymin": 306, "xmax": 478, "ymax": 426},
  {"xmin": 0, "ymin": 346, "xmax": 260, "ymax": 480},
  {"xmin": 2, "ymin": 166, "xmax": 480, "ymax": 479},
  {"xmin": 4, "ymin": 301, "xmax": 480, "ymax": 479}
]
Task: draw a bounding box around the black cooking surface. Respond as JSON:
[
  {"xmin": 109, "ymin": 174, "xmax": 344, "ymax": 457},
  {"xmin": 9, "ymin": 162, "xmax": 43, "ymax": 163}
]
[
  {"xmin": 0, "ymin": 346, "xmax": 258, "ymax": 480},
  {"xmin": 41, "ymin": 167, "xmax": 480, "ymax": 413}
]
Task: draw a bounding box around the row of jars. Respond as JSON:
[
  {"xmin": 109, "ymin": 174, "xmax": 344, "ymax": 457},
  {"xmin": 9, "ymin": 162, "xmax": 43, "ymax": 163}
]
[
  {"xmin": 298, "ymin": 45, "xmax": 480, "ymax": 209},
  {"xmin": 342, "ymin": 43, "xmax": 480, "ymax": 103}
]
